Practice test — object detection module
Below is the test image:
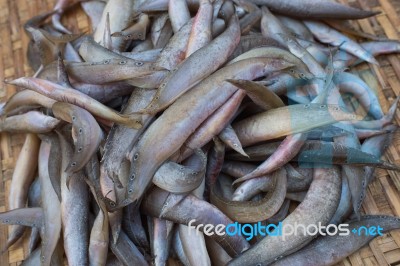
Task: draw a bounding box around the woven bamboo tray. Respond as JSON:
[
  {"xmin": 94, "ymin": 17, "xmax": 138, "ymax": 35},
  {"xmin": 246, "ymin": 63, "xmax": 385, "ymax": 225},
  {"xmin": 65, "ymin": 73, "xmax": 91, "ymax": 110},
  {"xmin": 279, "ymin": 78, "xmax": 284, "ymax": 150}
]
[{"xmin": 0, "ymin": 0, "xmax": 400, "ymax": 265}]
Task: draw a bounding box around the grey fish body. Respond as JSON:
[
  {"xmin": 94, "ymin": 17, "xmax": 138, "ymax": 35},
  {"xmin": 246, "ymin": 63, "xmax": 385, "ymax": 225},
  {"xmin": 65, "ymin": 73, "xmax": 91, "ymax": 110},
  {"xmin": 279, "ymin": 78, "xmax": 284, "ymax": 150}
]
[
  {"xmin": 0, "ymin": 111, "xmax": 60, "ymax": 134},
  {"xmin": 6, "ymin": 134, "xmax": 40, "ymax": 249},
  {"xmin": 229, "ymin": 166, "xmax": 341, "ymax": 265},
  {"xmin": 247, "ymin": 0, "xmax": 379, "ymax": 19},
  {"xmin": 59, "ymin": 134, "xmax": 89, "ymax": 266},
  {"xmin": 272, "ymin": 215, "xmax": 400, "ymax": 266},
  {"xmin": 38, "ymin": 138, "xmax": 62, "ymax": 266},
  {"xmin": 142, "ymin": 187, "xmax": 250, "ymax": 257},
  {"xmin": 304, "ymin": 21, "xmax": 378, "ymax": 65},
  {"xmin": 110, "ymin": 230, "xmax": 149, "ymax": 266},
  {"xmin": 328, "ymin": 170, "xmax": 352, "ymax": 225}
]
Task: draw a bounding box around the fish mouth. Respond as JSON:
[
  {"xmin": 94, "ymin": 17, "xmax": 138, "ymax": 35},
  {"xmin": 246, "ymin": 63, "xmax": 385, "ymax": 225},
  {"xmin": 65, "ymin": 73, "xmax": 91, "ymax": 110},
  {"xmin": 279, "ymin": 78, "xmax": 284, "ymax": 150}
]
[{"xmin": 102, "ymin": 186, "xmax": 143, "ymax": 212}]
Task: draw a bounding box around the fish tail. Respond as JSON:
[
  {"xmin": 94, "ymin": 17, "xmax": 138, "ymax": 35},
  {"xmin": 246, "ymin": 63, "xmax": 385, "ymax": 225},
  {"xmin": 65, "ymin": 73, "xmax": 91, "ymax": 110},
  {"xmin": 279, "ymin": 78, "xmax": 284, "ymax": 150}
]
[
  {"xmin": 364, "ymin": 52, "xmax": 379, "ymax": 65},
  {"xmin": 110, "ymin": 32, "xmax": 123, "ymax": 37},
  {"xmin": 120, "ymin": 113, "xmax": 144, "ymax": 129},
  {"xmin": 232, "ymin": 145, "xmax": 249, "ymax": 158},
  {"xmin": 381, "ymin": 161, "xmax": 400, "ymax": 171},
  {"xmin": 383, "ymin": 96, "xmax": 400, "ymax": 125},
  {"xmin": 2, "ymin": 226, "xmax": 25, "ymax": 252},
  {"xmin": 232, "ymin": 171, "xmax": 260, "ymax": 186},
  {"xmin": 0, "ymin": 104, "xmax": 5, "ymax": 117}
]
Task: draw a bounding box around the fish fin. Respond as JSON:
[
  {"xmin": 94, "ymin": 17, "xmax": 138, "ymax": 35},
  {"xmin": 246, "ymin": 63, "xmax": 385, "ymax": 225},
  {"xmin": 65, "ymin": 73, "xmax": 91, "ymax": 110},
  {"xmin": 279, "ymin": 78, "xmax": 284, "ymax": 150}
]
[
  {"xmin": 57, "ymin": 53, "xmax": 73, "ymax": 88},
  {"xmin": 33, "ymin": 64, "xmax": 44, "ymax": 78},
  {"xmin": 52, "ymin": 12, "xmax": 72, "ymax": 34},
  {"xmin": 24, "ymin": 9, "xmax": 58, "ymax": 33},
  {"xmin": 27, "ymin": 227, "xmax": 40, "ymax": 255},
  {"xmin": 313, "ymin": 46, "xmax": 336, "ymax": 104},
  {"xmin": 103, "ymin": 12, "xmax": 112, "ymax": 50},
  {"xmin": 226, "ymin": 79, "xmax": 285, "ymax": 110},
  {"xmin": 110, "ymin": 170, "xmax": 124, "ymax": 189},
  {"xmin": 2, "ymin": 226, "xmax": 25, "ymax": 252}
]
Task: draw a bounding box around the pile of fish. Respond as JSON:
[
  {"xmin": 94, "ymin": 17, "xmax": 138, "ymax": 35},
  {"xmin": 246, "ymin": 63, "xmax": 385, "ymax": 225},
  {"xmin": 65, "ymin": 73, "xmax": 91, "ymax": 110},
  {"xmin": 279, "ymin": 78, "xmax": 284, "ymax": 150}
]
[{"xmin": 2, "ymin": 0, "xmax": 400, "ymax": 265}]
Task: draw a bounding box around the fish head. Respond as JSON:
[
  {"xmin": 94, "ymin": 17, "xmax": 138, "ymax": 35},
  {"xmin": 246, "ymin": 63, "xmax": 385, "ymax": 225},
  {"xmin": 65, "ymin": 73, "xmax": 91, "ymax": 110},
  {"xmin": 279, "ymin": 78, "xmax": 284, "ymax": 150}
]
[
  {"xmin": 325, "ymin": 104, "xmax": 363, "ymax": 122},
  {"xmin": 124, "ymin": 146, "xmax": 152, "ymax": 207},
  {"xmin": 264, "ymin": 59, "xmax": 296, "ymax": 73},
  {"xmin": 111, "ymin": 29, "xmax": 146, "ymax": 41},
  {"xmin": 283, "ymin": 66, "xmax": 314, "ymax": 80}
]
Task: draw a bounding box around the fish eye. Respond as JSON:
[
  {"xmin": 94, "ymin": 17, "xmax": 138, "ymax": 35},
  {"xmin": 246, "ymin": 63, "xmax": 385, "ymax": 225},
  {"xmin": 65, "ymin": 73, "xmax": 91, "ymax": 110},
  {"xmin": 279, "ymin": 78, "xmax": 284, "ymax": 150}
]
[
  {"xmin": 78, "ymin": 147, "xmax": 82, "ymax": 152},
  {"xmin": 71, "ymin": 162, "xmax": 77, "ymax": 166},
  {"xmin": 135, "ymin": 61, "xmax": 144, "ymax": 66},
  {"xmin": 109, "ymin": 202, "xmax": 116, "ymax": 207},
  {"xmin": 137, "ymin": 33, "xmax": 142, "ymax": 37},
  {"xmin": 104, "ymin": 59, "xmax": 110, "ymax": 64},
  {"xmin": 128, "ymin": 189, "xmax": 133, "ymax": 193},
  {"xmin": 304, "ymin": 104, "xmax": 310, "ymax": 108},
  {"xmin": 133, "ymin": 153, "xmax": 139, "ymax": 160},
  {"xmin": 290, "ymin": 69, "xmax": 295, "ymax": 73},
  {"xmin": 79, "ymin": 128, "xmax": 83, "ymax": 134},
  {"xmin": 130, "ymin": 174, "xmax": 135, "ymax": 180},
  {"xmin": 119, "ymin": 60, "xmax": 127, "ymax": 65},
  {"xmin": 72, "ymin": 116, "xmax": 76, "ymax": 121},
  {"xmin": 127, "ymin": 34, "xmax": 132, "ymax": 38},
  {"xmin": 320, "ymin": 105, "xmax": 326, "ymax": 108}
]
